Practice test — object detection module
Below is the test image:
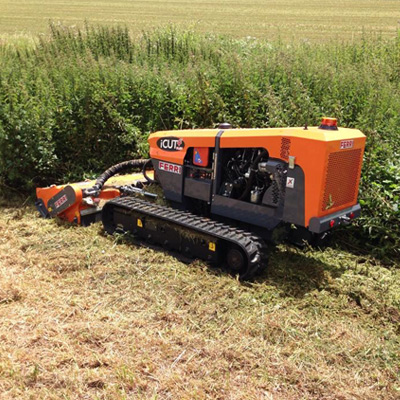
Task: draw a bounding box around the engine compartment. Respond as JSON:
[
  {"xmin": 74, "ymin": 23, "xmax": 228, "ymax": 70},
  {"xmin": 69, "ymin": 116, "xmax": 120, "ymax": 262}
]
[{"xmin": 219, "ymin": 148, "xmax": 286, "ymax": 207}]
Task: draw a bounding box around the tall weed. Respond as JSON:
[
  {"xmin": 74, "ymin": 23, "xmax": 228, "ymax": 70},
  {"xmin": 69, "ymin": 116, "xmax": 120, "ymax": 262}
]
[{"xmin": 0, "ymin": 24, "xmax": 398, "ymax": 258}]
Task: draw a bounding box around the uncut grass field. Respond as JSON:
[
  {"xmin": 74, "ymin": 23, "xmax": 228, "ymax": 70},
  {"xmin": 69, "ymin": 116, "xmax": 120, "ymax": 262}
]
[
  {"xmin": 1, "ymin": 0, "xmax": 400, "ymax": 41},
  {"xmin": 0, "ymin": 1, "xmax": 400, "ymax": 399}
]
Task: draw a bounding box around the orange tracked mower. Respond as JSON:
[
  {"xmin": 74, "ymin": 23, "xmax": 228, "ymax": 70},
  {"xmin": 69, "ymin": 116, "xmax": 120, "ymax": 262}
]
[{"xmin": 36, "ymin": 118, "xmax": 365, "ymax": 279}]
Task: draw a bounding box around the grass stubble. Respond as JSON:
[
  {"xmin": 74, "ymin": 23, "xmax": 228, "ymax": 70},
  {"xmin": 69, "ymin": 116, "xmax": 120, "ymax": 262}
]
[{"xmin": 0, "ymin": 201, "xmax": 399, "ymax": 399}]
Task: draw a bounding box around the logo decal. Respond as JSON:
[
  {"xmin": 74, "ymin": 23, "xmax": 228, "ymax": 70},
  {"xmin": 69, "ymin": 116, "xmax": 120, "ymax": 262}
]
[
  {"xmin": 54, "ymin": 194, "xmax": 68, "ymax": 209},
  {"xmin": 158, "ymin": 161, "xmax": 182, "ymax": 174},
  {"xmin": 157, "ymin": 137, "xmax": 185, "ymax": 152},
  {"xmin": 286, "ymin": 177, "xmax": 295, "ymax": 189},
  {"xmin": 340, "ymin": 140, "xmax": 354, "ymax": 149}
]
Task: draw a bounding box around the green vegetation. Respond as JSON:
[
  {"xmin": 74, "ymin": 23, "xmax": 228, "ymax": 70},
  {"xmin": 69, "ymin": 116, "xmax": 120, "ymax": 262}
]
[
  {"xmin": 0, "ymin": 24, "xmax": 399, "ymax": 258},
  {"xmin": 1, "ymin": 0, "xmax": 400, "ymax": 42},
  {"xmin": 0, "ymin": 203, "xmax": 399, "ymax": 399},
  {"xmin": 0, "ymin": 13, "xmax": 399, "ymax": 398}
]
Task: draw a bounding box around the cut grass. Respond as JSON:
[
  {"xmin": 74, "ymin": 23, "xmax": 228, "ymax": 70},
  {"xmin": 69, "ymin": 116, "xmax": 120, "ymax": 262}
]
[
  {"xmin": 1, "ymin": 0, "xmax": 400, "ymax": 41},
  {"xmin": 0, "ymin": 201, "xmax": 399, "ymax": 399}
]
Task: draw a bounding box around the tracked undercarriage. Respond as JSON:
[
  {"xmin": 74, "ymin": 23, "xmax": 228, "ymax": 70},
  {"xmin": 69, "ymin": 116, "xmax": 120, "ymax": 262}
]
[{"xmin": 102, "ymin": 196, "xmax": 268, "ymax": 280}]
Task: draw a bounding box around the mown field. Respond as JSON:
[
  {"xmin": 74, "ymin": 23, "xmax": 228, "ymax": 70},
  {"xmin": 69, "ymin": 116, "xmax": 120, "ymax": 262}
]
[
  {"xmin": 0, "ymin": 2, "xmax": 399, "ymax": 399},
  {"xmin": 1, "ymin": 0, "xmax": 400, "ymax": 41},
  {"xmin": 0, "ymin": 202, "xmax": 399, "ymax": 399}
]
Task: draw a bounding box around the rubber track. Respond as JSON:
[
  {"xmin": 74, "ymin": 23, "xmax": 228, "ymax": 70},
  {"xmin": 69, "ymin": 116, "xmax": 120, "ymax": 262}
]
[{"xmin": 102, "ymin": 196, "xmax": 268, "ymax": 280}]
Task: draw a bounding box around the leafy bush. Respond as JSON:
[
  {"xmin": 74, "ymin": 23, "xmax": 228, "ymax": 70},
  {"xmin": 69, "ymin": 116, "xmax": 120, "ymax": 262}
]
[{"xmin": 0, "ymin": 24, "xmax": 399, "ymax": 258}]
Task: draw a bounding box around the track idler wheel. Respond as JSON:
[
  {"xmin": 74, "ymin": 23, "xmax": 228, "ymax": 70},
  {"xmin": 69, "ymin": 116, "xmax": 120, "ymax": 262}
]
[
  {"xmin": 226, "ymin": 246, "xmax": 246, "ymax": 274},
  {"xmin": 225, "ymin": 242, "xmax": 266, "ymax": 281}
]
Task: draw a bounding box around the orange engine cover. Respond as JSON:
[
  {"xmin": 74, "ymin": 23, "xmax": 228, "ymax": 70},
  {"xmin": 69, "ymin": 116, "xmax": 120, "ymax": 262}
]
[{"xmin": 148, "ymin": 125, "xmax": 366, "ymax": 229}]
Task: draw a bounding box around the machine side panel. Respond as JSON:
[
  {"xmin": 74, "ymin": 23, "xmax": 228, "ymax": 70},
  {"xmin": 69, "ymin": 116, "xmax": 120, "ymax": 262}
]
[
  {"xmin": 152, "ymin": 158, "xmax": 184, "ymax": 203},
  {"xmin": 184, "ymin": 178, "xmax": 212, "ymax": 202},
  {"xmin": 211, "ymin": 195, "xmax": 281, "ymax": 230},
  {"xmin": 282, "ymin": 166, "xmax": 305, "ymax": 226}
]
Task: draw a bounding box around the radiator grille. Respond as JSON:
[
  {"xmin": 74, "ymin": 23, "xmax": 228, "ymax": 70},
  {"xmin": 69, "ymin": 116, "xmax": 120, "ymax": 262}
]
[
  {"xmin": 280, "ymin": 137, "xmax": 291, "ymax": 160},
  {"xmin": 322, "ymin": 149, "xmax": 362, "ymax": 211}
]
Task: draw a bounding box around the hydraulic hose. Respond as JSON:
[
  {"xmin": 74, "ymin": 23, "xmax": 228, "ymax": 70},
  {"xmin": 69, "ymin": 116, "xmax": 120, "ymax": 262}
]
[
  {"xmin": 83, "ymin": 159, "xmax": 150, "ymax": 197},
  {"xmin": 143, "ymin": 159, "xmax": 156, "ymax": 184}
]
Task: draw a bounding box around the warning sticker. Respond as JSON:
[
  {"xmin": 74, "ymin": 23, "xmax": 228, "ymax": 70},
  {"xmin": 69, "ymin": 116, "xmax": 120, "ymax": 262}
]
[{"xmin": 286, "ymin": 177, "xmax": 295, "ymax": 189}]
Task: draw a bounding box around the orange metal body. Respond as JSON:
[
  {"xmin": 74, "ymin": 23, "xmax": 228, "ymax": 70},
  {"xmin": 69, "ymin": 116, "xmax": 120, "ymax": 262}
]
[
  {"xmin": 149, "ymin": 126, "xmax": 366, "ymax": 228},
  {"xmin": 36, "ymin": 172, "xmax": 153, "ymax": 224},
  {"xmin": 36, "ymin": 183, "xmax": 120, "ymax": 224}
]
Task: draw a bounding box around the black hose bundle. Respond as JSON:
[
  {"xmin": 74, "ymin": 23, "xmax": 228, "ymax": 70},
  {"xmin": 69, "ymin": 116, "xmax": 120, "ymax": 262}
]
[
  {"xmin": 142, "ymin": 159, "xmax": 156, "ymax": 184},
  {"xmin": 83, "ymin": 159, "xmax": 150, "ymax": 197}
]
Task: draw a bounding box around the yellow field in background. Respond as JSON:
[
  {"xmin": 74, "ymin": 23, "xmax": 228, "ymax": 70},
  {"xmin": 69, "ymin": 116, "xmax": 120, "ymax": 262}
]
[{"xmin": 1, "ymin": 0, "xmax": 400, "ymax": 41}]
